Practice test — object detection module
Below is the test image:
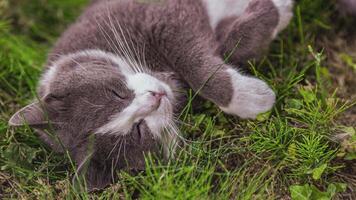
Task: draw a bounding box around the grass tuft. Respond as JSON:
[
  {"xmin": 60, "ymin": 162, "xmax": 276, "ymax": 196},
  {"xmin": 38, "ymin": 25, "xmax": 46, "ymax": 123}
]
[{"xmin": 0, "ymin": 0, "xmax": 355, "ymax": 199}]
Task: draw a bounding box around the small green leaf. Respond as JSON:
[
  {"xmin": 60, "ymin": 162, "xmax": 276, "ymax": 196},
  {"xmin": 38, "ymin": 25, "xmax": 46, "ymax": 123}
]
[
  {"xmin": 256, "ymin": 111, "xmax": 271, "ymax": 122},
  {"xmin": 324, "ymin": 183, "xmax": 347, "ymax": 198},
  {"xmin": 299, "ymin": 88, "xmax": 316, "ymax": 103},
  {"xmin": 290, "ymin": 184, "xmax": 312, "ymax": 200},
  {"xmin": 340, "ymin": 53, "xmax": 356, "ymax": 70},
  {"xmin": 213, "ymin": 129, "xmax": 225, "ymax": 136},
  {"xmin": 345, "ymin": 152, "xmax": 356, "ymax": 160},
  {"xmin": 286, "ymin": 98, "xmax": 303, "ymax": 109},
  {"xmin": 330, "ymin": 183, "xmax": 347, "ymax": 193},
  {"xmin": 290, "ymin": 183, "xmax": 347, "ymax": 200},
  {"xmin": 194, "ymin": 114, "xmax": 206, "ymax": 127},
  {"xmin": 340, "ymin": 126, "xmax": 355, "ymax": 137},
  {"xmin": 310, "ymin": 185, "xmax": 330, "ymax": 200},
  {"xmin": 287, "ymin": 143, "xmax": 297, "ymax": 161},
  {"xmin": 319, "ymin": 67, "xmax": 330, "ymax": 78},
  {"xmin": 312, "ymin": 164, "xmax": 327, "ymax": 180}
]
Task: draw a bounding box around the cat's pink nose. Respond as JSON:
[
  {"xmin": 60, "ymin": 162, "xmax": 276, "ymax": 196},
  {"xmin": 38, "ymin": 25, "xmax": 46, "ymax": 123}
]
[{"xmin": 150, "ymin": 91, "xmax": 167, "ymax": 101}]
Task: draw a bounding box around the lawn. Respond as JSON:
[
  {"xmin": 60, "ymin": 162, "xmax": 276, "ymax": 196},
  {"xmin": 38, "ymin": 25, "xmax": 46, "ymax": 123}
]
[{"xmin": 0, "ymin": 0, "xmax": 355, "ymax": 199}]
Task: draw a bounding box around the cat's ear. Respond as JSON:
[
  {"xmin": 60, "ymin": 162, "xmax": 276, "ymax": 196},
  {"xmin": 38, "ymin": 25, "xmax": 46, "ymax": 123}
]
[{"xmin": 8, "ymin": 102, "xmax": 47, "ymax": 127}]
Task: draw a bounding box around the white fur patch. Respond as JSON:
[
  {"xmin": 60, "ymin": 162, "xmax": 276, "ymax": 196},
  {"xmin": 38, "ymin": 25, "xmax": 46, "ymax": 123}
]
[
  {"xmin": 202, "ymin": 0, "xmax": 251, "ymax": 29},
  {"xmin": 86, "ymin": 51, "xmax": 177, "ymax": 154},
  {"xmin": 97, "ymin": 72, "xmax": 174, "ymax": 138},
  {"xmin": 219, "ymin": 68, "xmax": 276, "ymax": 119},
  {"xmin": 96, "ymin": 71, "xmax": 177, "ymax": 156},
  {"xmin": 271, "ymin": 0, "xmax": 294, "ymax": 38},
  {"xmin": 41, "ymin": 49, "xmax": 177, "ymax": 155},
  {"xmin": 41, "ymin": 65, "xmax": 58, "ymax": 95}
]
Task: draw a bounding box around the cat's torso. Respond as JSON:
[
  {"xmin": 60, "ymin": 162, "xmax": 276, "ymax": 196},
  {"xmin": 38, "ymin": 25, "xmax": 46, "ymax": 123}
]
[{"xmin": 49, "ymin": 0, "xmax": 216, "ymax": 73}]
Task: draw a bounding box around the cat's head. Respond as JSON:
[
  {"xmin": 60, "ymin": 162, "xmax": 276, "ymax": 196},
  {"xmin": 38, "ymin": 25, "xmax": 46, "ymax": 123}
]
[{"xmin": 9, "ymin": 50, "xmax": 182, "ymax": 156}]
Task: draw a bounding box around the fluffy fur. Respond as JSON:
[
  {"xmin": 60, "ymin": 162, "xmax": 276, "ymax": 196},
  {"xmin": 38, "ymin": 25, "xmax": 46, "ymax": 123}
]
[
  {"xmin": 9, "ymin": 0, "xmax": 293, "ymax": 190},
  {"xmin": 338, "ymin": 0, "xmax": 356, "ymax": 16},
  {"xmin": 203, "ymin": 0, "xmax": 251, "ymax": 29},
  {"xmin": 219, "ymin": 68, "xmax": 276, "ymax": 119}
]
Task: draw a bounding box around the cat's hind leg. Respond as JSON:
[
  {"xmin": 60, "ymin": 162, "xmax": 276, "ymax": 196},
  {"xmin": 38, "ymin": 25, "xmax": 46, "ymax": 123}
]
[
  {"xmin": 203, "ymin": 0, "xmax": 252, "ymax": 29},
  {"xmin": 213, "ymin": 0, "xmax": 294, "ymax": 66},
  {"xmin": 270, "ymin": 0, "xmax": 294, "ymax": 38}
]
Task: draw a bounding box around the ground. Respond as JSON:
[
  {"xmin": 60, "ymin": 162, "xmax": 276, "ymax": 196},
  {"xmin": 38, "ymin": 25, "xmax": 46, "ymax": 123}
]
[{"xmin": 0, "ymin": 0, "xmax": 355, "ymax": 199}]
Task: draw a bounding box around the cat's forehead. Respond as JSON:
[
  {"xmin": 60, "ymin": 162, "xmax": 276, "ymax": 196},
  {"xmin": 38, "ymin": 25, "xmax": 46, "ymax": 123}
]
[
  {"xmin": 54, "ymin": 52, "xmax": 125, "ymax": 79},
  {"xmin": 41, "ymin": 50, "xmax": 133, "ymax": 95}
]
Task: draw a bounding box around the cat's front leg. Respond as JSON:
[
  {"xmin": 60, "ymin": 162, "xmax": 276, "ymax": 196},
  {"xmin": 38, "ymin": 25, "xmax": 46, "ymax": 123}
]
[
  {"xmin": 218, "ymin": 67, "xmax": 275, "ymax": 119},
  {"xmin": 174, "ymin": 55, "xmax": 275, "ymax": 119}
]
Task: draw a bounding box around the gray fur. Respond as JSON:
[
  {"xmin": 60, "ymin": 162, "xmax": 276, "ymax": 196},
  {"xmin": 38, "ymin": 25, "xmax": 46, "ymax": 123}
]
[
  {"xmin": 215, "ymin": 0, "xmax": 279, "ymax": 66},
  {"xmin": 10, "ymin": 0, "xmax": 287, "ymax": 190},
  {"xmin": 339, "ymin": 0, "xmax": 356, "ymax": 16}
]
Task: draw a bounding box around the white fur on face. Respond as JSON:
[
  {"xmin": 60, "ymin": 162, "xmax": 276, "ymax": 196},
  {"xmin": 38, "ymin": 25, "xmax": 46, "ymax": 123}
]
[
  {"xmin": 97, "ymin": 72, "xmax": 175, "ymax": 138},
  {"xmin": 271, "ymin": 0, "xmax": 294, "ymax": 38},
  {"xmin": 41, "ymin": 65, "xmax": 58, "ymax": 95},
  {"xmin": 96, "ymin": 67, "xmax": 177, "ymax": 156},
  {"xmin": 202, "ymin": 0, "xmax": 251, "ymax": 29},
  {"xmin": 42, "ymin": 49, "xmax": 178, "ymax": 155},
  {"xmin": 219, "ymin": 68, "xmax": 276, "ymax": 119}
]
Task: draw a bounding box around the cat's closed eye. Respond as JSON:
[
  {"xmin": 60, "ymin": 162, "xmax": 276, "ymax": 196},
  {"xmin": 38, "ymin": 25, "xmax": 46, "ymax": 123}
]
[
  {"xmin": 110, "ymin": 89, "xmax": 127, "ymax": 100},
  {"xmin": 48, "ymin": 93, "xmax": 70, "ymax": 100}
]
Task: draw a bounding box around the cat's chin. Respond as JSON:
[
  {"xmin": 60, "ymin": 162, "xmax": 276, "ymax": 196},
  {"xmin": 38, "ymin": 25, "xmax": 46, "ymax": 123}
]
[{"xmin": 219, "ymin": 68, "xmax": 276, "ymax": 119}]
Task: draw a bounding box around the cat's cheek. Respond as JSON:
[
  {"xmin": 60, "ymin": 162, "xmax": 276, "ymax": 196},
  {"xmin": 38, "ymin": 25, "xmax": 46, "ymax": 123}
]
[{"xmin": 219, "ymin": 68, "xmax": 276, "ymax": 119}]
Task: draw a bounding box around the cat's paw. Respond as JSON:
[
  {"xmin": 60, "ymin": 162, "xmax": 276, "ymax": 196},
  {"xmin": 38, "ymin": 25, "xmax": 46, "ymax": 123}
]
[
  {"xmin": 220, "ymin": 69, "xmax": 275, "ymax": 119},
  {"xmin": 271, "ymin": 0, "xmax": 294, "ymax": 38}
]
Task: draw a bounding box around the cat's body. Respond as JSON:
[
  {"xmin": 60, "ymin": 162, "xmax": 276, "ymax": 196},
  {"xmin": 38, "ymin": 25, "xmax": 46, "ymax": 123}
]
[
  {"xmin": 339, "ymin": 0, "xmax": 356, "ymax": 16},
  {"xmin": 9, "ymin": 0, "xmax": 293, "ymax": 190}
]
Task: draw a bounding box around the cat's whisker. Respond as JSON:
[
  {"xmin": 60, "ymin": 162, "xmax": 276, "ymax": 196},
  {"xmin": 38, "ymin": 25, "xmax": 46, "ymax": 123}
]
[
  {"xmin": 103, "ymin": 7, "xmax": 137, "ymax": 74},
  {"xmin": 169, "ymin": 123, "xmax": 181, "ymax": 139},
  {"xmin": 163, "ymin": 126, "xmax": 181, "ymax": 154},
  {"xmin": 107, "ymin": 135, "xmax": 123, "ymax": 159},
  {"xmin": 95, "ymin": 12, "xmax": 118, "ymax": 54},
  {"xmin": 70, "ymin": 57, "xmax": 110, "ymax": 71},
  {"xmin": 98, "ymin": 9, "xmax": 133, "ymax": 64},
  {"xmin": 111, "ymin": 137, "xmax": 125, "ymax": 176},
  {"xmin": 113, "ymin": 17, "xmax": 145, "ymax": 74},
  {"xmin": 164, "ymin": 124, "xmax": 209, "ymax": 158},
  {"xmin": 105, "ymin": 16, "xmax": 137, "ymax": 73},
  {"xmin": 115, "ymin": 26, "xmax": 141, "ymax": 73},
  {"xmin": 141, "ymin": 42, "xmax": 149, "ymax": 73},
  {"xmin": 68, "ymin": 57, "xmax": 89, "ymax": 72},
  {"xmin": 122, "ymin": 22, "xmax": 146, "ymax": 74},
  {"xmin": 165, "ymin": 122, "xmax": 181, "ymax": 147},
  {"xmin": 167, "ymin": 119, "xmax": 197, "ymax": 144},
  {"xmin": 98, "ymin": 8, "xmax": 126, "ymax": 70},
  {"xmin": 107, "ymin": 18, "xmax": 135, "ymax": 70},
  {"xmin": 100, "ymin": 7, "xmax": 150, "ymax": 75}
]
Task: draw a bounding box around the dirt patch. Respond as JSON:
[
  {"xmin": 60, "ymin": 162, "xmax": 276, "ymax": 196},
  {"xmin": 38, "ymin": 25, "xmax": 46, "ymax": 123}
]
[{"xmin": 320, "ymin": 30, "xmax": 356, "ymax": 126}]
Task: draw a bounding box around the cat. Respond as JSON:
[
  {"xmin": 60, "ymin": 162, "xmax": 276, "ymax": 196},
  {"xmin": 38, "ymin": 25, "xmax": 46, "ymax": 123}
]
[
  {"xmin": 9, "ymin": 0, "xmax": 293, "ymax": 190},
  {"xmin": 338, "ymin": 0, "xmax": 356, "ymax": 16}
]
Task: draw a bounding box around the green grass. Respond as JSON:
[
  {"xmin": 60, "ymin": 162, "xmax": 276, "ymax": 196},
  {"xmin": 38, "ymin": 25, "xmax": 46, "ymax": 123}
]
[{"xmin": 1, "ymin": 0, "xmax": 356, "ymax": 199}]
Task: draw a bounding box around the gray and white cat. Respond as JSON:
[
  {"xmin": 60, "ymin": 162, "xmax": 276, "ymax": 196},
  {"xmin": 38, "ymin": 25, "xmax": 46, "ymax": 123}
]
[{"xmin": 9, "ymin": 0, "xmax": 293, "ymax": 190}]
